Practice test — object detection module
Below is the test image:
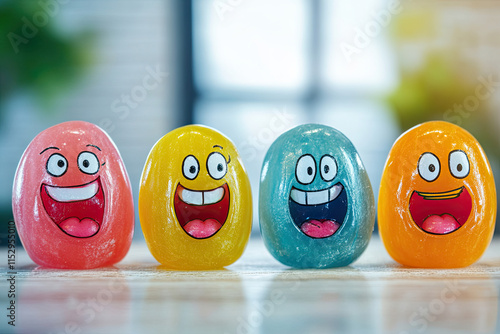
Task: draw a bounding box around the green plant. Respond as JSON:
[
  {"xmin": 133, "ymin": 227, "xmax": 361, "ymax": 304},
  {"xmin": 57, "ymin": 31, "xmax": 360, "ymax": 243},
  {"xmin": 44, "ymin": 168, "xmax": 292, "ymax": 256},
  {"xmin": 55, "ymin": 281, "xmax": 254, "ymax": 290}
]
[
  {"xmin": 387, "ymin": 3, "xmax": 500, "ymax": 165},
  {"xmin": 0, "ymin": 0, "xmax": 94, "ymax": 117},
  {"xmin": 387, "ymin": 51, "xmax": 500, "ymax": 164}
]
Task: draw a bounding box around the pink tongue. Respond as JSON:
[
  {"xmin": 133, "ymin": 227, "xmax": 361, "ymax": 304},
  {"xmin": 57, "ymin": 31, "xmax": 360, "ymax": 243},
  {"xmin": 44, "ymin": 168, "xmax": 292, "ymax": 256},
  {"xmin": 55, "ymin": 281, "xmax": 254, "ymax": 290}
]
[
  {"xmin": 59, "ymin": 217, "xmax": 100, "ymax": 238},
  {"xmin": 300, "ymin": 220, "xmax": 340, "ymax": 239},
  {"xmin": 421, "ymin": 214, "xmax": 460, "ymax": 234},
  {"xmin": 184, "ymin": 219, "xmax": 222, "ymax": 239}
]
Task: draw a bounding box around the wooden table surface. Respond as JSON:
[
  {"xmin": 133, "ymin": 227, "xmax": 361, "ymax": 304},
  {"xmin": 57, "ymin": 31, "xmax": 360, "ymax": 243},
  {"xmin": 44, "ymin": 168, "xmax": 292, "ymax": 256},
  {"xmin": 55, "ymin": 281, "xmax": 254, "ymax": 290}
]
[{"xmin": 2, "ymin": 236, "xmax": 500, "ymax": 334}]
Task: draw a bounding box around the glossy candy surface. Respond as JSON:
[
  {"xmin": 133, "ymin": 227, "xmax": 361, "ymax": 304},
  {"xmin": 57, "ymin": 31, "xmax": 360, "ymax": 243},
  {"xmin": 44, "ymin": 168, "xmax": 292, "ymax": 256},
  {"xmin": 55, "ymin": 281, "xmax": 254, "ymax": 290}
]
[
  {"xmin": 139, "ymin": 125, "xmax": 252, "ymax": 269},
  {"xmin": 259, "ymin": 124, "xmax": 375, "ymax": 268},
  {"xmin": 12, "ymin": 121, "xmax": 134, "ymax": 269},
  {"xmin": 378, "ymin": 121, "xmax": 497, "ymax": 268}
]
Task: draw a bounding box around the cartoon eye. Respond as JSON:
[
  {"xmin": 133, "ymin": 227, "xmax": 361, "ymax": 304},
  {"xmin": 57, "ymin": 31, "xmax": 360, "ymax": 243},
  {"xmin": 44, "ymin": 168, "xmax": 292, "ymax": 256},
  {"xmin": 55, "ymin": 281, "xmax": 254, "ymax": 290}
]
[
  {"xmin": 207, "ymin": 152, "xmax": 228, "ymax": 180},
  {"xmin": 320, "ymin": 155, "xmax": 337, "ymax": 182},
  {"xmin": 418, "ymin": 152, "xmax": 440, "ymax": 182},
  {"xmin": 182, "ymin": 155, "xmax": 200, "ymax": 180},
  {"xmin": 296, "ymin": 154, "xmax": 316, "ymax": 185},
  {"xmin": 449, "ymin": 150, "xmax": 470, "ymax": 179},
  {"xmin": 46, "ymin": 153, "xmax": 68, "ymax": 177},
  {"xmin": 78, "ymin": 151, "xmax": 100, "ymax": 175}
]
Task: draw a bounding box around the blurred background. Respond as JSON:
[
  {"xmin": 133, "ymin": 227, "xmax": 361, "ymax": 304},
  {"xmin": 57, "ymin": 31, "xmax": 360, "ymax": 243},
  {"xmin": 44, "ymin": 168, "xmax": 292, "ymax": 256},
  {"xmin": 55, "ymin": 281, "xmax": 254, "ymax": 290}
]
[{"xmin": 1, "ymin": 0, "xmax": 500, "ymax": 243}]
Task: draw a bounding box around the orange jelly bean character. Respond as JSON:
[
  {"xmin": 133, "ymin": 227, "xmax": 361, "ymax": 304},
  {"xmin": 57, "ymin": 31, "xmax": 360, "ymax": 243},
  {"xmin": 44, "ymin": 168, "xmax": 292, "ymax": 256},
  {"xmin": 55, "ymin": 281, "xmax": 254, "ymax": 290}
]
[{"xmin": 378, "ymin": 121, "xmax": 496, "ymax": 268}]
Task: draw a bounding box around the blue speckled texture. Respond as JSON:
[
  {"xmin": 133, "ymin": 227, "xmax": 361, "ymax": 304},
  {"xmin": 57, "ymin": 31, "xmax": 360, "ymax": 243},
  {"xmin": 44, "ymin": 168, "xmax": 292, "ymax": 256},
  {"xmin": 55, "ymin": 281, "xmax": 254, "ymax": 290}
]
[{"xmin": 259, "ymin": 124, "xmax": 375, "ymax": 268}]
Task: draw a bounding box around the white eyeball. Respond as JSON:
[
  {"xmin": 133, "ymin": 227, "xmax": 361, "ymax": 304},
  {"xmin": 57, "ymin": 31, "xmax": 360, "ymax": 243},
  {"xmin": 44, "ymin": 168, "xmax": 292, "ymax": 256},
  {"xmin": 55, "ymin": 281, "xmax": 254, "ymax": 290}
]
[
  {"xmin": 320, "ymin": 155, "xmax": 337, "ymax": 182},
  {"xmin": 46, "ymin": 153, "xmax": 68, "ymax": 177},
  {"xmin": 449, "ymin": 150, "xmax": 470, "ymax": 179},
  {"xmin": 418, "ymin": 152, "xmax": 440, "ymax": 182},
  {"xmin": 296, "ymin": 154, "xmax": 316, "ymax": 185},
  {"xmin": 78, "ymin": 151, "xmax": 100, "ymax": 175},
  {"xmin": 207, "ymin": 152, "xmax": 228, "ymax": 180},
  {"xmin": 182, "ymin": 155, "xmax": 199, "ymax": 180}
]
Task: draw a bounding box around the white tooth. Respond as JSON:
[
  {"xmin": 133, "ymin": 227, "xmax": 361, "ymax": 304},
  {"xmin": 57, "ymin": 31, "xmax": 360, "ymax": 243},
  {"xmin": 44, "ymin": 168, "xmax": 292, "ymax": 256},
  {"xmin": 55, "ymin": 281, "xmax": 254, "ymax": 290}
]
[
  {"xmin": 306, "ymin": 189, "xmax": 330, "ymax": 205},
  {"xmin": 290, "ymin": 188, "xmax": 306, "ymax": 205},
  {"xmin": 291, "ymin": 184, "xmax": 344, "ymax": 206},
  {"xmin": 329, "ymin": 184, "xmax": 343, "ymax": 201},
  {"xmin": 181, "ymin": 189, "xmax": 203, "ymax": 205},
  {"xmin": 46, "ymin": 182, "xmax": 98, "ymax": 202},
  {"xmin": 203, "ymin": 187, "xmax": 224, "ymax": 205}
]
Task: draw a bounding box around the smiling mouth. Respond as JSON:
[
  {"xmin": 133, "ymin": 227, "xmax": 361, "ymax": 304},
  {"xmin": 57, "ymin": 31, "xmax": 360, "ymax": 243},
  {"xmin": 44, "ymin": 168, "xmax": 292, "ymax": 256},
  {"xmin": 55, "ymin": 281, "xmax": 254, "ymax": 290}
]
[
  {"xmin": 289, "ymin": 183, "xmax": 348, "ymax": 239},
  {"xmin": 41, "ymin": 177, "xmax": 105, "ymax": 238},
  {"xmin": 409, "ymin": 186, "xmax": 472, "ymax": 235},
  {"xmin": 174, "ymin": 183, "xmax": 230, "ymax": 239}
]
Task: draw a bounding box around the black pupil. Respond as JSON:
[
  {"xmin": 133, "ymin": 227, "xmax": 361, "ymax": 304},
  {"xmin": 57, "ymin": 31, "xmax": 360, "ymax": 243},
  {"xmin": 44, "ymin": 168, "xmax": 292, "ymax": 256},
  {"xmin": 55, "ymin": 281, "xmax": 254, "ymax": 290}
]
[
  {"xmin": 83, "ymin": 160, "xmax": 90, "ymax": 168},
  {"xmin": 324, "ymin": 165, "xmax": 330, "ymax": 174},
  {"xmin": 217, "ymin": 163, "xmax": 223, "ymax": 172},
  {"xmin": 189, "ymin": 165, "xmax": 196, "ymax": 174},
  {"xmin": 307, "ymin": 167, "xmax": 313, "ymax": 175},
  {"xmin": 429, "ymin": 164, "xmax": 435, "ymax": 172},
  {"xmin": 457, "ymin": 164, "xmax": 463, "ymax": 172},
  {"xmin": 57, "ymin": 160, "xmax": 65, "ymax": 168}
]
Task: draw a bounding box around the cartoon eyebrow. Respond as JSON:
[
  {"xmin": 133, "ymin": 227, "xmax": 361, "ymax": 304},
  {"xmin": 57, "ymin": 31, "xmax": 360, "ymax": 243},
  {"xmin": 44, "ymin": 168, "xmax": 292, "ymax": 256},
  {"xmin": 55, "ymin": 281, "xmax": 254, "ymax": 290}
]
[
  {"xmin": 40, "ymin": 147, "xmax": 60, "ymax": 155},
  {"xmin": 212, "ymin": 145, "xmax": 231, "ymax": 163},
  {"xmin": 86, "ymin": 144, "xmax": 102, "ymax": 151}
]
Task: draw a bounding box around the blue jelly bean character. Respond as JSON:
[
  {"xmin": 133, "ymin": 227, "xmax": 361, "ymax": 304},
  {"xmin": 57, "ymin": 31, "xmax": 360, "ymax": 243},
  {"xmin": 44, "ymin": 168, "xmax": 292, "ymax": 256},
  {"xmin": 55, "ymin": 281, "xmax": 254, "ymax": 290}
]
[{"xmin": 259, "ymin": 124, "xmax": 375, "ymax": 268}]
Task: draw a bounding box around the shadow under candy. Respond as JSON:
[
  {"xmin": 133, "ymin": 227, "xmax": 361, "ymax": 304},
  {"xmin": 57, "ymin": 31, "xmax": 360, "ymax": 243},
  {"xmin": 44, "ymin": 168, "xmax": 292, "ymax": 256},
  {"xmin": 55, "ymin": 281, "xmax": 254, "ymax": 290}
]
[
  {"xmin": 258, "ymin": 269, "xmax": 374, "ymax": 334},
  {"xmin": 381, "ymin": 268, "xmax": 498, "ymax": 334},
  {"xmin": 9, "ymin": 267, "xmax": 131, "ymax": 334},
  {"xmin": 135, "ymin": 267, "xmax": 246, "ymax": 334}
]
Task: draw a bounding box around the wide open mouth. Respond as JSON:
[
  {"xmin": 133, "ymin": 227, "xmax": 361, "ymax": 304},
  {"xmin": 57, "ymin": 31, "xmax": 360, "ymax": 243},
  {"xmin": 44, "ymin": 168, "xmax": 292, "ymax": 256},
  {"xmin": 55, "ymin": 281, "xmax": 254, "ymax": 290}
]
[
  {"xmin": 41, "ymin": 177, "xmax": 105, "ymax": 238},
  {"xmin": 289, "ymin": 183, "xmax": 348, "ymax": 239},
  {"xmin": 409, "ymin": 186, "xmax": 472, "ymax": 235},
  {"xmin": 174, "ymin": 183, "xmax": 230, "ymax": 239}
]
